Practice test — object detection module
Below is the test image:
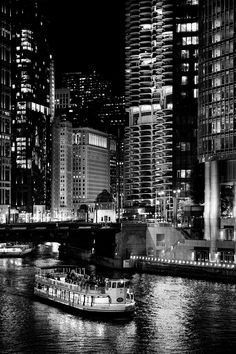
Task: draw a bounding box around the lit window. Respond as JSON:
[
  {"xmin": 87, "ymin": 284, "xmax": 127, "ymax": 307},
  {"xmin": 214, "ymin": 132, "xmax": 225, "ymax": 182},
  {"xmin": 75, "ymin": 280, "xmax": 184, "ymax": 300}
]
[
  {"xmin": 191, "ymin": 23, "xmax": 198, "ymax": 31},
  {"xmin": 193, "ymin": 49, "xmax": 198, "ymax": 58},
  {"xmin": 181, "ymin": 50, "xmax": 189, "ymax": 59},
  {"xmin": 181, "ymin": 63, "xmax": 189, "ymax": 72},
  {"xmin": 187, "ymin": 0, "xmax": 198, "ymax": 4},
  {"xmin": 178, "ymin": 142, "xmax": 191, "ymax": 151},
  {"xmin": 182, "ymin": 36, "xmax": 198, "ymax": 45},
  {"xmin": 213, "ymin": 32, "xmax": 221, "ymax": 43},
  {"xmin": 213, "ymin": 61, "xmax": 221, "ymax": 72},
  {"xmin": 177, "ymin": 22, "xmax": 198, "ymax": 32},
  {"xmin": 181, "ymin": 76, "xmax": 188, "ymax": 85}
]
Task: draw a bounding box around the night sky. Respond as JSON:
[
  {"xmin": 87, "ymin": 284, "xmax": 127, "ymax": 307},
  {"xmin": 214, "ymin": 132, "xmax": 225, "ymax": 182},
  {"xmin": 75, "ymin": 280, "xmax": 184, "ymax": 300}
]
[{"xmin": 39, "ymin": 0, "xmax": 126, "ymax": 94}]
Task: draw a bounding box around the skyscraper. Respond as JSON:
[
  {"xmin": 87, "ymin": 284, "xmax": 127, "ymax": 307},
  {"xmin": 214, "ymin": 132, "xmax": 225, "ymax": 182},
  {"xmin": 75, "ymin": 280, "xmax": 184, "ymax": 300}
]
[
  {"xmin": 11, "ymin": 0, "xmax": 53, "ymax": 217},
  {"xmin": 51, "ymin": 117, "xmax": 73, "ymax": 220},
  {"xmin": 60, "ymin": 70, "xmax": 112, "ymax": 129},
  {"xmin": 0, "ymin": 0, "xmax": 11, "ymax": 222},
  {"xmin": 55, "ymin": 88, "xmax": 71, "ymax": 115},
  {"xmin": 72, "ymin": 127, "xmax": 110, "ymax": 213},
  {"xmin": 198, "ymin": 0, "xmax": 236, "ymax": 261},
  {"xmin": 124, "ymin": 0, "xmax": 198, "ymax": 220},
  {"xmin": 51, "ymin": 121, "xmax": 111, "ymax": 221},
  {"xmin": 97, "ymin": 95, "xmax": 127, "ymax": 214},
  {"xmin": 97, "ymin": 95, "xmax": 127, "ymax": 136}
]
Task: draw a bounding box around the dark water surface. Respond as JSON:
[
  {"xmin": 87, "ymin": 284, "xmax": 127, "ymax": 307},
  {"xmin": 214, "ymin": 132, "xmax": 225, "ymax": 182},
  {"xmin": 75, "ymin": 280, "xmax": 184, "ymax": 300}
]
[{"xmin": 0, "ymin": 249, "xmax": 236, "ymax": 353}]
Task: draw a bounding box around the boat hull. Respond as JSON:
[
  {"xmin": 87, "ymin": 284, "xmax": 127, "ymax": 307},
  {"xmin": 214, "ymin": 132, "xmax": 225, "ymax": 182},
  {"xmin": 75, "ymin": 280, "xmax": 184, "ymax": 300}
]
[
  {"xmin": 0, "ymin": 248, "xmax": 34, "ymax": 258},
  {"xmin": 34, "ymin": 290, "xmax": 135, "ymax": 318}
]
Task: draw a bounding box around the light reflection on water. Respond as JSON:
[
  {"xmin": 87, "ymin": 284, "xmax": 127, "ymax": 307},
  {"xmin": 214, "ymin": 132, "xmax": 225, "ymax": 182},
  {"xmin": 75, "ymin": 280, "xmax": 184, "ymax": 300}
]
[{"xmin": 1, "ymin": 250, "xmax": 236, "ymax": 353}]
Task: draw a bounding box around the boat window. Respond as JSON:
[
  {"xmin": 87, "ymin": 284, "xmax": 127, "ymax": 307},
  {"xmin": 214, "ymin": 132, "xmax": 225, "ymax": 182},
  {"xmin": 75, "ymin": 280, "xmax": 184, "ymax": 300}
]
[
  {"xmin": 117, "ymin": 281, "xmax": 124, "ymax": 288},
  {"xmin": 112, "ymin": 282, "xmax": 116, "ymax": 288},
  {"xmin": 107, "ymin": 281, "xmax": 111, "ymax": 288}
]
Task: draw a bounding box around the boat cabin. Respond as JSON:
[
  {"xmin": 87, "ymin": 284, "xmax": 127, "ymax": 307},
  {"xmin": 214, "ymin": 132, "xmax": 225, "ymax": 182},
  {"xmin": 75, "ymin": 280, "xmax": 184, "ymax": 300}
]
[{"xmin": 105, "ymin": 279, "xmax": 134, "ymax": 304}]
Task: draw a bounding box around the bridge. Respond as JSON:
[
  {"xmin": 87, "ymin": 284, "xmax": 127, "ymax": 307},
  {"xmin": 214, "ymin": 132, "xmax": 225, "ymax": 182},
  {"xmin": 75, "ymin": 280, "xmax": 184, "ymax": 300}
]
[{"xmin": 0, "ymin": 221, "xmax": 121, "ymax": 258}]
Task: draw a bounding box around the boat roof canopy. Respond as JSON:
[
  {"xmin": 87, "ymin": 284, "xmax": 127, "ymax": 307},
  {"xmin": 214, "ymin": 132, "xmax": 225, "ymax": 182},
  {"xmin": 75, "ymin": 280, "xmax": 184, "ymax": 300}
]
[{"xmin": 36, "ymin": 266, "xmax": 131, "ymax": 283}]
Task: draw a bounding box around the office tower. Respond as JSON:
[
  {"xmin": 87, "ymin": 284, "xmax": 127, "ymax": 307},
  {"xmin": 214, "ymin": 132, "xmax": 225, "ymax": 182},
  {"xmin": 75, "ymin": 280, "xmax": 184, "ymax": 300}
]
[
  {"xmin": 108, "ymin": 135, "xmax": 119, "ymax": 207},
  {"xmin": 49, "ymin": 57, "xmax": 55, "ymax": 121},
  {"xmin": 11, "ymin": 0, "xmax": 53, "ymax": 217},
  {"xmin": 55, "ymin": 88, "xmax": 71, "ymax": 114},
  {"xmin": 60, "ymin": 70, "xmax": 112, "ymax": 129},
  {"xmin": 51, "ymin": 117, "xmax": 73, "ymax": 220},
  {"xmin": 98, "ymin": 95, "xmax": 127, "ymax": 136},
  {"xmin": 0, "ymin": 0, "xmax": 11, "ymax": 222},
  {"xmin": 198, "ymin": 0, "xmax": 236, "ymax": 261},
  {"xmin": 51, "ymin": 121, "xmax": 111, "ymax": 220},
  {"xmin": 72, "ymin": 127, "xmax": 110, "ymax": 213},
  {"xmin": 45, "ymin": 57, "xmax": 55, "ymax": 211},
  {"xmin": 98, "ymin": 95, "xmax": 127, "ymax": 215},
  {"xmin": 124, "ymin": 0, "xmax": 198, "ymax": 220}
]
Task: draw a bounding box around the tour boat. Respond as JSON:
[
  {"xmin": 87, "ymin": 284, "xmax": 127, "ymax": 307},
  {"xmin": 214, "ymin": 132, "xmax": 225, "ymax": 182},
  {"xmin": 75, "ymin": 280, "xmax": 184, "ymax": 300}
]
[
  {"xmin": 34, "ymin": 265, "xmax": 135, "ymax": 317},
  {"xmin": 0, "ymin": 243, "xmax": 34, "ymax": 257}
]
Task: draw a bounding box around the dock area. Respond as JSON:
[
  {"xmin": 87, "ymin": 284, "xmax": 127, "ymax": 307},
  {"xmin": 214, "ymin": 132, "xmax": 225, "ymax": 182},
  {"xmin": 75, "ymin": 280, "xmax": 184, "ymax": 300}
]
[{"xmin": 128, "ymin": 255, "xmax": 236, "ymax": 283}]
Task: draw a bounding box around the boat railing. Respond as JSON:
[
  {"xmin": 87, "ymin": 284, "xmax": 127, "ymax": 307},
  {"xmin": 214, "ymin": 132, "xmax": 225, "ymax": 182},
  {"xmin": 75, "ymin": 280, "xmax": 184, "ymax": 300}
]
[
  {"xmin": 35, "ymin": 266, "xmax": 86, "ymax": 276},
  {"xmin": 35, "ymin": 274, "xmax": 106, "ymax": 295}
]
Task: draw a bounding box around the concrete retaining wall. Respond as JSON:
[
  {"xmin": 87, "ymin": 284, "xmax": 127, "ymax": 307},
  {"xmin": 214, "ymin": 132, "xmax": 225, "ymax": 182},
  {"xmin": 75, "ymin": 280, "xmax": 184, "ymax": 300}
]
[{"xmin": 130, "ymin": 258, "xmax": 236, "ymax": 283}]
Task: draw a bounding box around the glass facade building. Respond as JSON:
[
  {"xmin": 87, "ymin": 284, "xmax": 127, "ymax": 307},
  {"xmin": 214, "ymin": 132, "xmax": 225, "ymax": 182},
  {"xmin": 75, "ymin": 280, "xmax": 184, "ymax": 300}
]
[
  {"xmin": 11, "ymin": 0, "xmax": 53, "ymax": 215},
  {"xmin": 198, "ymin": 0, "xmax": 235, "ymax": 161},
  {"xmin": 198, "ymin": 0, "xmax": 236, "ymax": 260},
  {"xmin": 60, "ymin": 70, "xmax": 112, "ymax": 129},
  {"xmin": 0, "ymin": 0, "xmax": 11, "ymax": 222}
]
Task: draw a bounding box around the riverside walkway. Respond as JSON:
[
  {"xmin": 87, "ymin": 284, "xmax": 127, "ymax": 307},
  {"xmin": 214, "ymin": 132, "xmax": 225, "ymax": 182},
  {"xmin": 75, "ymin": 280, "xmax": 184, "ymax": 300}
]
[{"xmin": 129, "ymin": 255, "xmax": 236, "ymax": 283}]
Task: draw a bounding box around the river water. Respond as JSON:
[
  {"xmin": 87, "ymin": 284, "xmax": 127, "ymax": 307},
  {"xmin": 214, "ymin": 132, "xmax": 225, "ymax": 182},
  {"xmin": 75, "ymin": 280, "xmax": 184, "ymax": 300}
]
[{"xmin": 0, "ymin": 246, "xmax": 236, "ymax": 354}]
